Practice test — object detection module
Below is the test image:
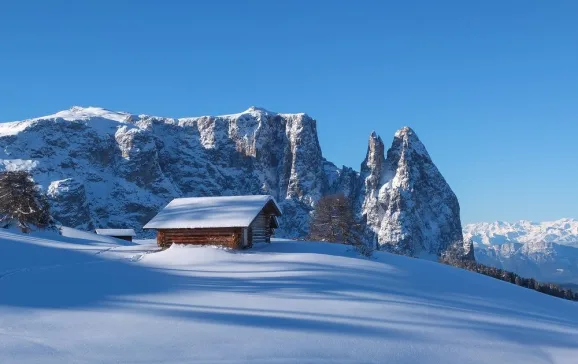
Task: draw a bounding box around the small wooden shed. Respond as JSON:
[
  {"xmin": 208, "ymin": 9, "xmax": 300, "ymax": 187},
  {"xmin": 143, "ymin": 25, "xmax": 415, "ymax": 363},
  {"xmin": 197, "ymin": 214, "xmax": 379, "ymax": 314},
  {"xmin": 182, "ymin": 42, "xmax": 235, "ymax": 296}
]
[
  {"xmin": 143, "ymin": 195, "xmax": 282, "ymax": 249},
  {"xmin": 95, "ymin": 229, "xmax": 136, "ymax": 242}
]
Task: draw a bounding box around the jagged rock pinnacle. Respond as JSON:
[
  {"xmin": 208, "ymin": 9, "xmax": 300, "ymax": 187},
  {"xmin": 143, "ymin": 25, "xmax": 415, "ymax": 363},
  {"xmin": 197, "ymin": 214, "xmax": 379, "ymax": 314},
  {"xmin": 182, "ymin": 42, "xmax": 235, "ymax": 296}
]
[
  {"xmin": 359, "ymin": 126, "xmax": 463, "ymax": 257},
  {"xmin": 394, "ymin": 126, "xmax": 414, "ymax": 137}
]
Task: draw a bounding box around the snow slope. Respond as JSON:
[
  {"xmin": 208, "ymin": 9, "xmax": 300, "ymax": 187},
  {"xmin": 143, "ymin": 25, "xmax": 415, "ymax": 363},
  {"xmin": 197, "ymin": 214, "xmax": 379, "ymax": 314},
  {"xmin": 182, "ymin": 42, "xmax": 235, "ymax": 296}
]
[{"xmin": 0, "ymin": 230, "xmax": 577, "ymax": 363}]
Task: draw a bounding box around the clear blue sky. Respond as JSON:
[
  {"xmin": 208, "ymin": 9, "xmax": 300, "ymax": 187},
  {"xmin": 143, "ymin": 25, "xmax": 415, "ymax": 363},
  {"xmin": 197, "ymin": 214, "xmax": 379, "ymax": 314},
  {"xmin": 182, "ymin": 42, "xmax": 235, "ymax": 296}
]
[{"xmin": 1, "ymin": 1, "xmax": 577, "ymax": 224}]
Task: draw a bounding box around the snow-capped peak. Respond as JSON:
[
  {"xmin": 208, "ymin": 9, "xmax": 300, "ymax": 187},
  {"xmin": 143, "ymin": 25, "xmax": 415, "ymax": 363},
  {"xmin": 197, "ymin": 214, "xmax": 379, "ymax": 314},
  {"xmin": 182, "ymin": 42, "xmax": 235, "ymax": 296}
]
[
  {"xmin": 245, "ymin": 106, "xmax": 272, "ymax": 114},
  {"xmin": 216, "ymin": 106, "xmax": 310, "ymax": 120},
  {"xmin": 41, "ymin": 106, "xmax": 133, "ymax": 123},
  {"xmin": 394, "ymin": 126, "xmax": 414, "ymax": 138},
  {"xmin": 360, "ymin": 125, "xmax": 462, "ymax": 257},
  {"xmin": 464, "ymin": 218, "xmax": 578, "ymax": 248},
  {"xmin": 216, "ymin": 106, "xmax": 277, "ymax": 120},
  {"xmin": 0, "ymin": 106, "xmax": 136, "ymax": 137},
  {"xmin": 392, "ymin": 126, "xmax": 430, "ymax": 158}
]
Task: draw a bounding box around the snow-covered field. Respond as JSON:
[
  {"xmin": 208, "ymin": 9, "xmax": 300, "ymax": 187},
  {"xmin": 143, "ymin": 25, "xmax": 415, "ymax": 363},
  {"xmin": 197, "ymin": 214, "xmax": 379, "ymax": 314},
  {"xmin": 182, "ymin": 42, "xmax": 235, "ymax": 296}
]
[{"xmin": 1, "ymin": 229, "xmax": 577, "ymax": 363}]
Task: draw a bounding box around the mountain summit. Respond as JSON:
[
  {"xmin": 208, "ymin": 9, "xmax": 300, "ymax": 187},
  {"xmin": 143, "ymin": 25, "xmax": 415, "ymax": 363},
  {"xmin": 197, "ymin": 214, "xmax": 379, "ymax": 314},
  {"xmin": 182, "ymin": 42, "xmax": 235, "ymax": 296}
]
[
  {"xmin": 0, "ymin": 106, "xmax": 463, "ymax": 258},
  {"xmin": 359, "ymin": 126, "xmax": 463, "ymax": 256}
]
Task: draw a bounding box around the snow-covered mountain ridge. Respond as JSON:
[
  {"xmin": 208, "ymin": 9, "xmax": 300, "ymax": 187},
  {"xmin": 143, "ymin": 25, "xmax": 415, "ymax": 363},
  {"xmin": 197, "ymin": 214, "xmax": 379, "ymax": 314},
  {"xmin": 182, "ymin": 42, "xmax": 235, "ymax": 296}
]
[
  {"xmin": 0, "ymin": 106, "xmax": 463, "ymax": 257},
  {"xmin": 464, "ymin": 219, "xmax": 578, "ymax": 248},
  {"xmin": 464, "ymin": 219, "xmax": 578, "ymax": 284}
]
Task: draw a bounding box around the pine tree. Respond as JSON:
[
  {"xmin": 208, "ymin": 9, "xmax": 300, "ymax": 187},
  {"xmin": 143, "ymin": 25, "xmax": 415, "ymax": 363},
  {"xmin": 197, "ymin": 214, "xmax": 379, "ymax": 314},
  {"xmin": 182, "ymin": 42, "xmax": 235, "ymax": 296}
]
[
  {"xmin": 308, "ymin": 194, "xmax": 373, "ymax": 257},
  {"xmin": 0, "ymin": 171, "xmax": 51, "ymax": 231},
  {"xmin": 308, "ymin": 194, "xmax": 359, "ymax": 244}
]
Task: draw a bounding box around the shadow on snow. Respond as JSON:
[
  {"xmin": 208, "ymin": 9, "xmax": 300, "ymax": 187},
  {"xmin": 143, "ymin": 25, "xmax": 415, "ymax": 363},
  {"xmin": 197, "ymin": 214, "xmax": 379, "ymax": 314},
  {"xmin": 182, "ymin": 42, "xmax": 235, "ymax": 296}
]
[{"xmin": 0, "ymin": 237, "xmax": 577, "ymax": 353}]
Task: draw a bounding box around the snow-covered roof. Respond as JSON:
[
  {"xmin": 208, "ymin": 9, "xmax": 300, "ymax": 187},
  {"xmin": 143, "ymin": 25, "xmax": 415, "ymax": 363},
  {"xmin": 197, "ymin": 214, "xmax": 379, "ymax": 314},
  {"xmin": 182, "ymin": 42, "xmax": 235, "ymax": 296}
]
[
  {"xmin": 95, "ymin": 229, "xmax": 136, "ymax": 237},
  {"xmin": 143, "ymin": 195, "xmax": 282, "ymax": 230}
]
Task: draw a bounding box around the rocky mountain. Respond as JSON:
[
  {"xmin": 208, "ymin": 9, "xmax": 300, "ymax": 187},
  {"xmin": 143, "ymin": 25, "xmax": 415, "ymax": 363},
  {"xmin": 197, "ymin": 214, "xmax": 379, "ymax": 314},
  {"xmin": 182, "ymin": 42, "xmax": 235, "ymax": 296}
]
[
  {"xmin": 358, "ymin": 128, "xmax": 464, "ymax": 257},
  {"xmin": 0, "ymin": 106, "xmax": 463, "ymax": 257},
  {"xmin": 465, "ymin": 219, "xmax": 578, "ymax": 284}
]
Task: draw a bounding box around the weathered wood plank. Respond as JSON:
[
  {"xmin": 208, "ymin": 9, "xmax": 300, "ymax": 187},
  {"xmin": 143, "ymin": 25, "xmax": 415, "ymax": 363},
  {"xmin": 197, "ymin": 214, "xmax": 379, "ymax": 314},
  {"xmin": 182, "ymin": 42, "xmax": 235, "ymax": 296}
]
[{"xmin": 157, "ymin": 228, "xmax": 242, "ymax": 249}]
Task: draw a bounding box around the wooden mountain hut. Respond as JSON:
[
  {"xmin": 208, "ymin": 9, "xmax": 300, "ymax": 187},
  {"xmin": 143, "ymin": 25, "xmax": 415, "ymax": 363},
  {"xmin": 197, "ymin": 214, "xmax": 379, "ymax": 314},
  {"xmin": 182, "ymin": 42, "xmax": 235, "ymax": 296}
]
[{"xmin": 143, "ymin": 195, "xmax": 282, "ymax": 249}]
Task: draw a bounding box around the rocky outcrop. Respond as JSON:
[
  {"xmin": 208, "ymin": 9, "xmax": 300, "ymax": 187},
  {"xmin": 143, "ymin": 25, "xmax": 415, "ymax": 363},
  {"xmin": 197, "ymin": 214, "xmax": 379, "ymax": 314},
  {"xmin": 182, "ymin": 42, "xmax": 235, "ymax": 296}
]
[
  {"xmin": 463, "ymin": 239, "xmax": 476, "ymax": 261},
  {"xmin": 47, "ymin": 178, "xmax": 92, "ymax": 230},
  {"xmin": 358, "ymin": 127, "xmax": 464, "ymax": 257},
  {"xmin": 0, "ymin": 106, "xmax": 465, "ymax": 258}
]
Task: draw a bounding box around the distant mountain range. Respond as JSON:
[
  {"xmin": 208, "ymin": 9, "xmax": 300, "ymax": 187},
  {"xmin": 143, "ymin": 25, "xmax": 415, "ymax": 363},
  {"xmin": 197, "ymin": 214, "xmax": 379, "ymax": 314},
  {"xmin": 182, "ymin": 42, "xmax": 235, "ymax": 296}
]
[{"xmin": 464, "ymin": 219, "xmax": 578, "ymax": 284}]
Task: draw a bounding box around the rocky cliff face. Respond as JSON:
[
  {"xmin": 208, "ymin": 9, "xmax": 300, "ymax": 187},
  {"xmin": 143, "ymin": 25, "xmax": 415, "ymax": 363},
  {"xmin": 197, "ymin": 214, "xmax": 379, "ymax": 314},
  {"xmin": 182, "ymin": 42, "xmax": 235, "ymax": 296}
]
[
  {"xmin": 0, "ymin": 106, "xmax": 464, "ymax": 257},
  {"xmin": 358, "ymin": 127, "xmax": 464, "ymax": 257}
]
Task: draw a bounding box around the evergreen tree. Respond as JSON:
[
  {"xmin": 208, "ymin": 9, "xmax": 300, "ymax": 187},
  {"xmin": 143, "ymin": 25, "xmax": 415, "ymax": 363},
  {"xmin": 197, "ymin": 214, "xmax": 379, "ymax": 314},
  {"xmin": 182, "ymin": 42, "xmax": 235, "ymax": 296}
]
[
  {"xmin": 308, "ymin": 194, "xmax": 373, "ymax": 257},
  {"xmin": 439, "ymin": 252, "xmax": 577, "ymax": 302},
  {"xmin": 308, "ymin": 194, "xmax": 359, "ymax": 244},
  {"xmin": 0, "ymin": 171, "xmax": 51, "ymax": 231}
]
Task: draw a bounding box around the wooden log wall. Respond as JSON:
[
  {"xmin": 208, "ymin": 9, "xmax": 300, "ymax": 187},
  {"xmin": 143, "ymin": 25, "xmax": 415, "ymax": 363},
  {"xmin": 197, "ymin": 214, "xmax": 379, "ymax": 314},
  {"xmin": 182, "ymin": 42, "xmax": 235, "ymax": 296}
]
[
  {"xmin": 157, "ymin": 228, "xmax": 242, "ymax": 249},
  {"xmin": 250, "ymin": 212, "xmax": 272, "ymax": 243}
]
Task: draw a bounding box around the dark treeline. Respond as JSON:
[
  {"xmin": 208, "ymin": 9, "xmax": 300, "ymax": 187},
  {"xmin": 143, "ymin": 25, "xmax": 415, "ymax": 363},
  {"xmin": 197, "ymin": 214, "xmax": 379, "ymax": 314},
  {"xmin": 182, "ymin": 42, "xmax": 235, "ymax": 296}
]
[{"xmin": 440, "ymin": 254, "xmax": 578, "ymax": 302}]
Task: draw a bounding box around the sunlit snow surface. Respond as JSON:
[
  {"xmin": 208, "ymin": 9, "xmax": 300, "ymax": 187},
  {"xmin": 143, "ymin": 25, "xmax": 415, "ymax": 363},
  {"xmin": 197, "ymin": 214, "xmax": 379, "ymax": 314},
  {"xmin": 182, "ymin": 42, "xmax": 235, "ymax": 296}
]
[{"xmin": 0, "ymin": 229, "xmax": 577, "ymax": 363}]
